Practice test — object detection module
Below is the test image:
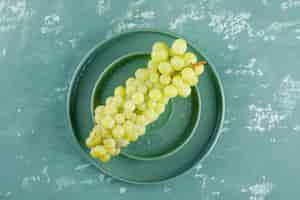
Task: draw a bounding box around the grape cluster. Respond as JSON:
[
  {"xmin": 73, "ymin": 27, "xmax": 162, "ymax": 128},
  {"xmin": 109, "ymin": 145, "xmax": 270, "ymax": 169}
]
[{"xmin": 86, "ymin": 38, "xmax": 206, "ymax": 162}]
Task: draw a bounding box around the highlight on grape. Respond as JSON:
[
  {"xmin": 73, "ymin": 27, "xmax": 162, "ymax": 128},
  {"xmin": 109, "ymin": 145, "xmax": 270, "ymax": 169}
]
[{"xmin": 86, "ymin": 38, "xmax": 206, "ymax": 162}]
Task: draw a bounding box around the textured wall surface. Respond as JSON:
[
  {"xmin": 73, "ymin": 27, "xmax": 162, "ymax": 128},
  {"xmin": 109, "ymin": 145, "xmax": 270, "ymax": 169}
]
[{"xmin": 1, "ymin": 0, "xmax": 300, "ymax": 199}]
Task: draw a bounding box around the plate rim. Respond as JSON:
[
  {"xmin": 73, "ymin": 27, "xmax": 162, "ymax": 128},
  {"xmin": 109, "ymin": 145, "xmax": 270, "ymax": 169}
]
[{"xmin": 66, "ymin": 28, "xmax": 225, "ymax": 184}]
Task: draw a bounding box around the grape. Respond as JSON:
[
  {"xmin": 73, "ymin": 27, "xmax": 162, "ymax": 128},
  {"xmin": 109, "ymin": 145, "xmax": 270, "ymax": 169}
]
[
  {"xmin": 160, "ymin": 74, "xmax": 171, "ymax": 85},
  {"xmin": 170, "ymin": 56, "xmax": 185, "ymax": 71},
  {"xmin": 123, "ymin": 101, "xmax": 136, "ymax": 112},
  {"xmin": 95, "ymin": 105, "xmax": 105, "ymax": 114},
  {"xmin": 124, "ymin": 131, "xmax": 138, "ymax": 142},
  {"xmin": 135, "ymin": 125, "xmax": 146, "ymax": 136},
  {"xmin": 155, "ymin": 103, "xmax": 165, "ymax": 114},
  {"xmin": 114, "ymin": 86, "xmax": 126, "ymax": 97},
  {"xmin": 147, "ymin": 60, "xmax": 158, "ymax": 71},
  {"xmin": 112, "ymin": 96, "xmax": 123, "ymax": 107},
  {"xmin": 111, "ymin": 147, "xmax": 121, "ymax": 156},
  {"xmin": 95, "ymin": 112, "xmax": 104, "ymax": 124},
  {"xmin": 152, "ymin": 41, "xmax": 168, "ymax": 51},
  {"xmin": 104, "ymin": 103, "xmax": 118, "ymax": 115},
  {"xmin": 177, "ymin": 83, "xmax": 191, "ymax": 97},
  {"xmin": 103, "ymin": 138, "xmax": 116, "ymax": 154},
  {"xmin": 144, "ymin": 80, "xmax": 153, "ymax": 89},
  {"xmin": 126, "ymin": 78, "xmax": 136, "ymax": 87},
  {"xmin": 99, "ymin": 154, "xmax": 111, "ymax": 162},
  {"xmin": 124, "ymin": 112, "xmax": 137, "ymax": 121},
  {"xmin": 101, "ymin": 115, "xmax": 115, "ymax": 129},
  {"xmin": 126, "ymin": 85, "xmax": 136, "ymax": 96},
  {"xmin": 136, "ymin": 115, "xmax": 149, "ymax": 126},
  {"xmin": 181, "ymin": 67, "xmax": 195, "ymax": 81},
  {"xmin": 137, "ymin": 84, "xmax": 148, "ymax": 94},
  {"xmin": 132, "ymin": 92, "xmax": 144, "ymax": 105},
  {"xmin": 105, "ymin": 96, "xmax": 114, "ymax": 105},
  {"xmin": 151, "ymin": 49, "xmax": 168, "ymax": 62},
  {"xmin": 146, "ymin": 100, "xmax": 157, "ymax": 109},
  {"xmin": 124, "ymin": 120, "xmax": 134, "ymax": 133},
  {"xmin": 90, "ymin": 145, "xmax": 107, "ymax": 158},
  {"xmin": 184, "ymin": 52, "xmax": 197, "ymax": 65},
  {"xmin": 144, "ymin": 109, "xmax": 158, "ymax": 122},
  {"xmin": 185, "ymin": 75, "xmax": 198, "ymax": 86},
  {"xmin": 149, "ymin": 71, "xmax": 159, "ymax": 83},
  {"xmin": 172, "ymin": 75, "xmax": 184, "ymax": 88},
  {"xmin": 149, "ymin": 88, "xmax": 162, "ymax": 101},
  {"xmin": 193, "ymin": 63, "xmax": 204, "ymax": 75},
  {"xmin": 114, "ymin": 113, "xmax": 125, "ymax": 124},
  {"xmin": 137, "ymin": 103, "xmax": 147, "ymax": 111},
  {"xmin": 161, "ymin": 96, "xmax": 170, "ymax": 104},
  {"xmin": 171, "ymin": 38, "xmax": 187, "ymax": 55},
  {"xmin": 135, "ymin": 68, "xmax": 149, "ymax": 81},
  {"xmin": 164, "ymin": 85, "xmax": 178, "ymax": 98},
  {"xmin": 158, "ymin": 62, "xmax": 172, "ymax": 74},
  {"xmin": 86, "ymin": 133, "xmax": 102, "ymax": 148},
  {"xmin": 112, "ymin": 125, "xmax": 125, "ymax": 139}
]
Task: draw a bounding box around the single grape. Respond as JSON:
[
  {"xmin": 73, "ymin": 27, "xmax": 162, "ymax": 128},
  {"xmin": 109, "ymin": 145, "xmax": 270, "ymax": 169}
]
[
  {"xmin": 124, "ymin": 120, "xmax": 134, "ymax": 133},
  {"xmin": 164, "ymin": 85, "xmax": 178, "ymax": 98},
  {"xmin": 90, "ymin": 145, "xmax": 107, "ymax": 158},
  {"xmin": 100, "ymin": 115, "xmax": 115, "ymax": 129},
  {"xmin": 95, "ymin": 105, "xmax": 105, "ymax": 114},
  {"xmin": 117, "ymin": 139, "xmax": 130, "ymax": 147},
  {"xmin": 114, "ymin": 113, "xmax": 125, "ymax": 124},
  {"xmin": 137, "ymin": 84, "xmax": 148, "ymax": 94},
  {"xmin": 126, "ymin": 85, "xmax": 136, "ymax": 96},
  {"xmin": 170, "ymin": 56, "xmax": 185, "ymax": 71},
  {"xmin": 136, "ymin": 115, "xmax": 149, "ymax": 126},
  {"xmin": 132, "ymin": 92, "xmax": 144, "ymax": 105},
  {"xmin": 86, "ymin": 132, "xmax": 102, "ymax": 148},
  {"xmin": 111, "ymin": 147, "xmax": 121, "ymax": 156},
  {"xmin": 137, "ymin": 103, "xmax": 147, "ymax": 111},
  {"xmin": 123, "ymin": 101, "xmax": 135, "ymax": 113},
  {"xmin": 144, "ymin": 109, "xmax": 158, "ymax": 122},
  {"xmin": 99, "ymin": 154, "xmax": 111, "ymax": 162},
  {"xmin": 104, "ymin": 103, "xmax": 118, "ymax": 115},
  {"xmin": 149, "ymin": 88, "xmax": 162, "ymax": 101},
  {"xmin": 135, "ymin": 68, "xmax": 149, "ymax": 81},
  {"xmin": 147, "ymin": 60, "xmax": 158, "ymax": 71},
  {"xmin": 160, "ymin": 74, "xmax": 171, "ymax": 85},
  {"xmin": 112, "ymin": 125, "xmax": 125, "ymax": 139},
  {"xmin": 149, "ymin": 71, "xmax": 159, "ymax": 83},
  {"xmin": 124, "ymin": 112, "xmax": 137, "ymax": 121},
  {"xmin": 185, "ymin": 75, "xmax": 198, "ymax": 86},
  {"xmin": 171, "ymin": 38, "xmax": 187, "ymax": 55},
  {"xmin": 105, "ymin": 96, "xmax": 114, "ymax": 105},
  {"xmin": 114, "ymin": 86, "xmax": 126, "ymax": 97},
  {"xmin": 184, "ymin": 52, "xmax": 197, "ymax": 66},
  {"xmin": 172, "ymin": 75, "xmax": 184, "ymax": 88},
  {"xmin": 126, "ymin": 77, "xmax": 136, "ymax": 87},
  {"xmin": 177, "ymin": 83, "xmax": 191, "ymax": 97},
  {"xmin": 112, "ymin": 96, "xmax": 123, "ymax": 107},
  {"xmin": 146, "ymin": 100, "xmax": 157, "ymax": 109},
  {"xmin": 155, "ymin": 103, "xmax": 165, "ymax": 114},
  {"xmin": 103, "ymin": 138, "xmax": 116, "ymax": 148},
  {"xmin": 181, "ymin": 67, "xmax": 195, "ymax": 81},
  {"xmin": 152, "ymin": 41, "xmax": 168, "ymax": 51},
  {"xmin": 124, "ymin": 131, "xmax": 138, "ymax": 142},
  {"xmin": 158, "ymin": 62, "xmax": 172, "ymax": 74},
  {"xmin": 134, "ymin": 125, "xmax": 146, "ymax": 136},
  {"xmin": 151, "ymin": 49, "xmax": 168, "ymax": 62}
]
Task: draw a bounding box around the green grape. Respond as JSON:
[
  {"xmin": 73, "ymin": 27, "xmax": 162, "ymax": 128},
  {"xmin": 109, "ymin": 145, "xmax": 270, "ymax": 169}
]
[
  {"xmin": 147, "ymin": 60, "xmax": 158, "ymax": 71},
  {"xmin": 99, "ymin": 154, "xmax": 110, "ymax": 162},
  {"xmin": 170, "ymin": 56, "xmax": 185, "ymax": 71},
  {"xmin": 134, "ymin": 125, "xmax": 146, "ymax": 136},
  {"xmin": 194, "ymin": 63, "xmax": 204, "ymax": 75},
  {"xmin": 160, "ymin": 74, "xmax": 171, "ymax": 85},
  {"xmin": 126, "ymin": 85, "xmax": 136, "ymax": 96},
  {"xmin": 185, "ymin": 75, "xmax": 198, "ymax": 86},
  {"xmin": 161, "ymin": 96, "xmax": 170, "ymax": 104},
  {"xmin": 151, "ymin": 49, "xmax": 168, "ymax": 62},
  {"xmin": 144, "ymin": 109, "xmax": 158, "ymax": 122},
  {"xmin": 90, "ymin": 145, "xmax": 107, "ymax": 158},
  {"xmin": 177, "ymin": 83, "xmax": 191, "ymax": 97},
  {"xmin": 123, "ymin": 101, "xmax": 136, "ymax": 112},
  {"xmin": 149, "ymin": 71, "xmax": 159, "ymax": 83},
  {"xmin": 172, "ymin": 75, "xmax": 184, "ymax": 88},
  {"xmin": 181, "ymin": 67, "xmax": 195, "ymax": 81},
  {"xmin": 146, "ymin": 100, "xmax": 157, "ymax": 109},
  {"xmin": 114, "ymin": 113, "xmax": 125, "ymax": 124},
  {"xmin": 95, "ymin": 112, "xmax": 104, "ymax": 124},
  {"xmin": 158, "ymin": 62, "xmax": 172, "ymax": 74},
  {"xmin": 111, "ymin": 147, "xmax": 121, "ymax": 156},
  {"xmin": 86, "ymin": 130, "xmax": 102, "ymax": 148},
  {"xmin": 132, "ymin": 92, "xmax": 144, "ymax": 105},
  {"xmin": 164, "ymin": 85, "xmax": 178, "ymax": 98},
  {"xmin": 184, "ymin": 52, "xmax": 197, "ymax": 66},
  {"xmin": 124, "ymin": 131, "xmax": 138, "ymax": 142},
  {"xmin": 100, "ymin": 115, "xmax": 115, "ymax": 129},
  {"xmin": 155, "ymin": 103, "xmax": 165, "ymax": 114},
  {"xmin": 149, "ymin": 88, "xmax": 162, "ymax": 101},
  {"xmin": 124, "ymin": 112, "xmax": 137, "ymax": 121},
  {"xmin": 104, "ymin": 103, "xmax": 118, "ymax": 115},
  {"xmin": 112, "ymin": 125, "xmax": 125, "ymax": 139},
  {"xmin": 152, "ymin": 41, "xmax": 168, "ymax": 51},
  {"xmin": 95, "ymin": 105, "xmax": 105, "ymax": 114},
  {"xmin": 136, "ymin": 84, "xmax": 147, "ymax": 94},
  {"xmin": 105, "ymin": 96, "xmax": 114, "ymax": 105},
  {"xmin": 124, "ymin": 120, "xmax": 134, "ymax": 133},
  {"xmin": 144, "ymin": 80, "xmax": 153, "ymax": 89},
  {"xmin": 103, "ymin": 138, "xmax": 116, "ymax": 148},
  {"xmin": 171, "ymin": 38, "xmax": 187, "ymax": 55},
  {"xmin": 126, "ymin": 77, "xmax": 136, "ymax": 87},
  {"xmin": 135, "ymin": 68, "xmax": 149, "ymax": 81},
  {"xmin": 136, "ymin": 115, "xmax": 149, "ymax": 126},
  {"xmin": 112, "ymin": 96, "xmax": 123, "ymax": 107},
  {"xmin": 137, "ymin": 103, "xmax": 147, "ymax": 111},
  {"xmin": 114, "ymin": 86, "xmax": 126, "ymax": 97}
]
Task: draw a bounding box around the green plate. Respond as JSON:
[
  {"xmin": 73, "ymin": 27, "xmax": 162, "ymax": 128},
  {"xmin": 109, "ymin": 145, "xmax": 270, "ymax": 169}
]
[
  {"xmin": 90, "ymin": 52, "xmax": 201, "ymax": 160},
  {"xmin": 67, "ymin": 30, "xmax": 225, "ymax": 184}
]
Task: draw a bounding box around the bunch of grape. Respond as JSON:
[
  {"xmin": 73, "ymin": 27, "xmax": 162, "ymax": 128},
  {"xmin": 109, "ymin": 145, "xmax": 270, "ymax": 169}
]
[{"xmin": 86, "ymin": 38, "xmax": 206, "ymax": 162}]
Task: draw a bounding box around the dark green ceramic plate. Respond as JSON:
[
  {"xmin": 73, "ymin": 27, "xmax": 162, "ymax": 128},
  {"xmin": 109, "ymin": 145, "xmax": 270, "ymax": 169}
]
[
  {"xmin": 90, "ymin": 52, "xmax": 201, "ymax": 161},
  {"xmin": 67, "ymin": 30, "xmax": 225, "ymax": 184}
]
